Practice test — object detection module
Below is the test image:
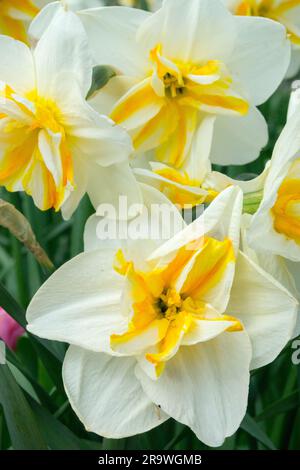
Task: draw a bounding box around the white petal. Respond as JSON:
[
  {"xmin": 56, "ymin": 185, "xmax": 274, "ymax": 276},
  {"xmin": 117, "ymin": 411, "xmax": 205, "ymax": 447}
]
[
  {"xmin": 63, "ymin": 346, "xmax": 168, "ymax": 438},
  {"xmin": 137, "ymin": 0, "xmax": 237, "ymax": 64},
  {"xmin": 26, "ymin": 248, "xmax": 126, "ymax": 352},
  {"xmin": 204, "ymin": 164, "xmax": 270, "ymax": 195},
  {"xmin": 60, "ymin": 156, "xmax": 88, "ymax": 221},
  {"xmin": 149, "ymin": 186, "xmax": 243, "ymax": 262},
  {"xmin": 87, "ymin": 162, "xmax": 143, "ymax": 216},
  {"xmin": 29, "ymin": 2, "xmax": 61, "ymax": 45},
  {"xmin": 136, "ymin": 331, "xmax": 251, "ymax": 447},
  {"xmin": 227, "ymin": 251, "xmax": 298, "ymax": 370},
  {"xmin": 210, "ymin": 106, "xmax": 268, "ymax": 166},
  {"xmin": 38, "ymin": 129, "xmax": 62, "ymax": 187},
  {"xmin": 182, "ymin": 115, "xmax": 215, "ymax": 181},
  {"xmin": 89, "ymin": 76, "xmax": 139, "ymax": 116},
  {"xmin": 228, "ymin": 16, "xmax": 290, "ymax": 106},
  {"xmin": 0, "ymin": 36, "xmax": 35, "ymax": 93},
  {"xmin": 79, "ymin": 7, "xmax": 150, "ymax": 75},
  {"xmin": 87, "ymin": 182, "xmax": 185, "ymax": 269},
  {"xmin": 34, "ymin": 9, "xmax": 93, "ymax": 98}
]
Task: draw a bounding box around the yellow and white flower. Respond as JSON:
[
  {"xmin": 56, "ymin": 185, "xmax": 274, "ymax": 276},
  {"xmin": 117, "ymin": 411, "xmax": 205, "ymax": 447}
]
[
  {"xmin": 0, "ymin": 0, "xmax": 42, "ymax": 42},
  {"xmin": 26, "ymin": 186, "xmax": 298, "ymax": 446},
  {"xmin": 223, "ymin": 0, "xmax": 300, "ymax": 77},
  {"xmin": 248, "ymin": 107, "xmax": 300, "ymax": 261},
  {"xmin": 0, "ymin": 9, "xmax": 137, "ymax": 219},
  {"xmin": 76, "ymin": 0, "xmax": 290, "ymax": 168}
]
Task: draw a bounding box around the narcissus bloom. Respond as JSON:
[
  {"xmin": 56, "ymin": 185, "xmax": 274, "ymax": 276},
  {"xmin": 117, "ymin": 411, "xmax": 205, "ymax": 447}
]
[
  {"xmin": 248, "ymin": 107, "xmax": 300, "ymax": 261},
  {"xmin": 81, "ymin": 0, "xmax": 290, "ymax": 167},
  {"xmin": 0, "ymin": 9, "xmax": 136, "ymax": 218},
  {"xmin": 223, "ymin": 0, "xmax": 300, "ymax": 77},
  {"xmin": 26, "ymin": 186, "xmax": 298, "ymax": 446}
]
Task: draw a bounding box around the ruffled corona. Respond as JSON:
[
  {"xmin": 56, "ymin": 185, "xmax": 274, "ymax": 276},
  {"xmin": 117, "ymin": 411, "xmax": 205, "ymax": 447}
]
[
  {"xmin": 272, "ymin": 159, "xmax": 300, "ymax": 243},
  {"xmin": 111, "ymin": 236, "xmax": 242, "ymax": 378},
  {"xmin": 0, "ymin": 84, "xmax": 73, "ymax": 211},
  {"xmin": 111, "ymin": 44, "xmax": 249, "ymax": 168}
]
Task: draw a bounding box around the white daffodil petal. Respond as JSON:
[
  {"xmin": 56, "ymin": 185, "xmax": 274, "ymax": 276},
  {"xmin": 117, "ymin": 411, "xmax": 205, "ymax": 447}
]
[
  {"xmin": 136, "ymin": 331, "xmax": 251, "ymax": 447},
  {"xmin": 34, "ymin": 9, "xmax": 93, "ymax": 98},
  {"xmin": 137, "ymin": 0, "xmax": 237, "ymax": 63},
  {"xmin": 63, "ymin": 346, "xmax": 169, "ymax": 439},
  {"xmin": 38, "ymin": 129, "xmax": 63, "ymax": 188},
  {"xmin": 29, "ymin": 2, "xmax": 61, "ymax": 45},
  {"xmin": 148, "ymin": 186, "xmax": 243, "ymax": 263},
  {"xmin": 79, "ymin": 7, "xmax": 150, "ymax": 75},
  {"xmin": 228, "ymin": 16, "xmax": 291, "ymax": 106},
  {"xmin": 26, "ymin": 248, "xmax": 126, "ymax": 353},
  {"xmin": 227, "ymin": 252, "xmax": 298, "ymax": 370},
  {"xmin": 89, "ymin": 76, "xmax": 139, "ymax": 116},
  {"xmin": 210, "ymin": 106, "xmax": 268, "ymax": 166},
  {"xmin": 0, "ymin": 36, "xmax": 35, "ymax": 94},
  {"xmin": 181, "ymin": 318, "xmax": 238, "ymax": 346},
  {"xmin": 87, "ymin": 162, "xmax": 143, "ymax": 216}
]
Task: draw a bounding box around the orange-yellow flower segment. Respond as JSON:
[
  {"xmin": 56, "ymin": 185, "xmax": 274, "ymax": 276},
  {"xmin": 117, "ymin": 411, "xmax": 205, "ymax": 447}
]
[{"xmin": 0, "ymin": 0, "xmax": 39, "ymax": 41}]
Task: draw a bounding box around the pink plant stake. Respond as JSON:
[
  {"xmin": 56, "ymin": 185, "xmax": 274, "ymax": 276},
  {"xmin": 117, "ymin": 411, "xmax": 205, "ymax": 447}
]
[{"xmin": 0, "ymin": 307, "xmax": 24, "ymax": 350}]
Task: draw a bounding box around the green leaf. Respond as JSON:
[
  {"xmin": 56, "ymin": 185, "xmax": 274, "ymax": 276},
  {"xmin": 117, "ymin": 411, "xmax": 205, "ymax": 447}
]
[
  {"xmin": 241, "ymin": 414, "xmax": 276, "ymax": 450},
  {"xmin": 0, "ymin": 364, "xmax": 47, "ymax": 450},
  {"xmin": 26, "ymin": 395, "xmax": 92, "ymax": 450},
  {"xmin": 86, "ymin": 65, "xmax": 116, "ymax": 99},
  {"xmin": 256, "ymin": 389, "xmax": 300, "ymax": 422}
]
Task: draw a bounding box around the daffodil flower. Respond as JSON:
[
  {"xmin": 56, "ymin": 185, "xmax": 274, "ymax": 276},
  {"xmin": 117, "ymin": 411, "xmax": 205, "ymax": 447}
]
[
  {"xmin": 223, "ymin": 0, "xmax": 300, "ymax": 77},
  {"xmin": 0, "ymin": 9, "xmax": 137, "ymax": 219},
  {"xmin": 77, "ymin": 0, "xmax": 290, "ymax": 168},
  {"xmin": 248, "ymin": 107, "xmax": 300, "ymax": 261},
  {"xmin": 26, "ymin": 185, "xmax": 298, "ymax": 446}
]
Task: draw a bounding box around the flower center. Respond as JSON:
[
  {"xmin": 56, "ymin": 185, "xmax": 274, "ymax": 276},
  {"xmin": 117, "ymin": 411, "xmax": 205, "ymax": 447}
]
[
  {"xmin": 156, "ymin": 288, "xmax": 183, "ymax": 319},
  {"xmin": 0, "ymin": 85, "xmax": 73, "ymax": 211}
]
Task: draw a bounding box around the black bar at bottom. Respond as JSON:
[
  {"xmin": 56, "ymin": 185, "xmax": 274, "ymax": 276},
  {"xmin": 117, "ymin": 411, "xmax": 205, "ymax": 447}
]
[{"xmin": 0, "ymin": 450, "xmax": 299, "ymax": 466}]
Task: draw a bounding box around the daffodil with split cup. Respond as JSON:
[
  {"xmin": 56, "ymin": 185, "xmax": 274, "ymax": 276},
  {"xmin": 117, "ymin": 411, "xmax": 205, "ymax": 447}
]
[
  {"xmin": 248, "ymin": 107, "xmax": 300, "ymax": 261},
  {"xmin": 78, "ymin": 0, "xmax": 290, "ymax": 168},
  {"xmin": 0, "ymin": 9, "xmax": 137, "ymax": 219},
  {"xmin": 26, "ymin": 185, "xmax": 298, "ymax": 446},
  {"xmin": 223, "ymin": 0, "xmax": 300, "ymax": 77}
]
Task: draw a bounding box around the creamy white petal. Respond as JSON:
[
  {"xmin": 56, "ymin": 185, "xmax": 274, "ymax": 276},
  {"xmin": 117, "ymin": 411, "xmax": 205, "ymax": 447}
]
[
  {"xmin": 210, "ymin": 106, "xmax": 268, "ymax": 166},
  {"xmin": 228, "ymin": 16, "xmax": 290, "ymax": 106},
  {"xmin": 63, "ymin": 346, "xmax": 169, "ymax": 439},
  {"xmin": 227, "ymin": 252, "xmax": 298, "ymax": 370},
  {"xmin": 61, "ymin": 156, "xmax": 88, "ymax": 221},
  {"xmin": 26, "ymin": 248, "xmax": 126, "ymax": 352},
  {"xmin": 137, "ymin": 0, "xmax": 237, "ymax": 64},
  {"xmin": 148, "ymin": 186, "xmax": 243, "ymax": 263},
  {"xmin": 79, "ymin": 7, "xmax": 150, "ymax": 75},
  {"xmin": 0, "ymin": 36, "xmax": 35, "ymax": 93},
  {"xmin": 29, "ymin": 2, "xmax": 61, "ymax": 45},
  {"xmin": 34, "ymin": 9, "xmax": 93, "ymax": 98},
  {"xmin": 136, "ymin": 331, "xmax": 251, "ymax": 447}
]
